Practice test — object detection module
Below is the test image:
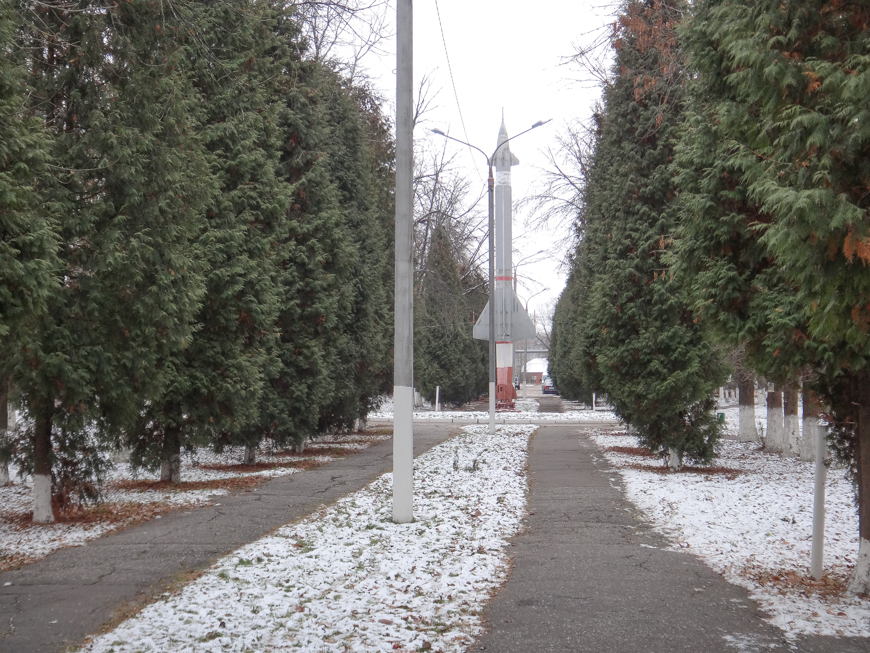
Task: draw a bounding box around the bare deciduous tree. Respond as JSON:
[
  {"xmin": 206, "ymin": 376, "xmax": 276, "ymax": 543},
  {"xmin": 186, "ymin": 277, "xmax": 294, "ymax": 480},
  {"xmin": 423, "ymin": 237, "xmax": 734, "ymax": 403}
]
[{"xmin": 290, "ymin": 0, "xmax": 390, "ymax": 83}]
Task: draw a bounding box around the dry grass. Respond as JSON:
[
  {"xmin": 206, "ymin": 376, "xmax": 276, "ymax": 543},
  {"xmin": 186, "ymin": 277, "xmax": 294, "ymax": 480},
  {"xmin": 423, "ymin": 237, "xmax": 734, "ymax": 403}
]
[
  {"xmin": 625, "ymin": 462, "xmax": 743, "ymax": 479},
  {"xmin": 741, "ymin": 567, "xmax": 853, "ymax": 601},
  {"xmin": 605, "ymin": 446, "xmax": 656, "ymax": 457},
  {"xmin": 195, "ymin": 458, "xmax": 323, "ymax": 474}
]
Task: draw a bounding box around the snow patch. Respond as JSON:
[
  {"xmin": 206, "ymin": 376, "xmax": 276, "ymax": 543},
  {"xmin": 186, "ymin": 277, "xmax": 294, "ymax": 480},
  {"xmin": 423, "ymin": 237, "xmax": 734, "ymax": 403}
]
[
  {"xmin": 81, "ymin": 425, "xmax": 535, "ymax": 653},
  {"xmin": 590, "ymin": 432, "xmax": 870, "ymax": 638}
]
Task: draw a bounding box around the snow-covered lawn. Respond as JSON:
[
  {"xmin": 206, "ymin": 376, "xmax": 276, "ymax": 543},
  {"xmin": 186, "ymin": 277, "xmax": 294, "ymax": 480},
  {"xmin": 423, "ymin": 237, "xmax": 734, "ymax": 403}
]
[
  {"xmin": 589, "ymin": 431, "xmax": 870, "ymax": 639},
  {"xmin": 370, "ymin": 407, "xmax": 617, "ymax": 422},
  {"xmin": 0, "ymin": 434, "xmax": 389, "ymax": 572},
  {"xmin": 371, "ymin": 393, "xmax": 618, "ymax": 423},
  {"xmin": 81, "ymin": 424, "xmax": 535, "ymax": 653}
]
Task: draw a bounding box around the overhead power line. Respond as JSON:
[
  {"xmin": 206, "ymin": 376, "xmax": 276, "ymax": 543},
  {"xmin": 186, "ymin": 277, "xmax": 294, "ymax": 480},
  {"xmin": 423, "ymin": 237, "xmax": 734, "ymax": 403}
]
[{"xmin": 432, "ymin": 0, "xmax": 483, "ymax": 184}]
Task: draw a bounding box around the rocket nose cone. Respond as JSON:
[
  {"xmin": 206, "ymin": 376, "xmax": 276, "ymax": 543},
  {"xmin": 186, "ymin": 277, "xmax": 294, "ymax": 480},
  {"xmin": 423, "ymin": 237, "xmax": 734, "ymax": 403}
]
[{"xmin": 497, "ymin": 119, "xmax": 509, "ymax": 148}]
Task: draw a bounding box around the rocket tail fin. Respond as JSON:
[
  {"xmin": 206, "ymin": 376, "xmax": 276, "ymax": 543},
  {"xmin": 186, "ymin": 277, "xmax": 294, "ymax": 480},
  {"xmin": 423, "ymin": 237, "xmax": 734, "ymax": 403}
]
[{"xmin": 472, "ymin": 289, "xmax": 537, "ymax": 341}]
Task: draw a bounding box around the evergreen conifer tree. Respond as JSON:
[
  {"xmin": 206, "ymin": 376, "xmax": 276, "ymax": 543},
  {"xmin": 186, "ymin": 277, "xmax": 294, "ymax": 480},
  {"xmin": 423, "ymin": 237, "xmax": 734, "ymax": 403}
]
[
  {"xmin": 15, "ymin": 1, "xmax": 213, "ymax": 519},
  {"xmin": 250, "ymin": 30, "xmax": 354, "ymax": 452},
  {"xmin": 415, "ymin": 225, "xmax": 487, "ymax": 405},
  {"xmin": 312, "ymin": 73, "xmax": 394, "ymax": 432},
  {"xmin": 0, "ymin": 0, "xmax": 58, "ymax": 483},
  {"xmin": 681, "ymin": 0, "xmax": 870, "ymax": 593},
  {"xmin": 551, "ymin": 0, "xmax": 725, "ymax": 463},
  {"xmin": 126, "ymin": 0, "xmax": 293, "ymax": 478}
]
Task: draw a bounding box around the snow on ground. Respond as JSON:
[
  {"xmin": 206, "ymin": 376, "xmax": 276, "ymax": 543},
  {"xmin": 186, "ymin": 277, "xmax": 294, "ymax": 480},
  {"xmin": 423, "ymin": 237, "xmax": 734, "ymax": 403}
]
[
  {"xmin": 0, "ymin": 481, "xmax": 222, "ymax": 567},
  {"xmin": 82, "ymin": 425, "xmax": 535, "ymax": 653},
  {"xmin": 0, "ymin": 434, "xmax": 389, "ymax": 572},
  {"xmin": 370, "ymin": 407, "xmax": 617, "ymax": 422},
  {"xmin": 513, "ymin": 398, "xmax": 538, "ymax": 413},
  {"xmin": 588, "ymin": 431, "xmax": 870, "ymax": 639}
]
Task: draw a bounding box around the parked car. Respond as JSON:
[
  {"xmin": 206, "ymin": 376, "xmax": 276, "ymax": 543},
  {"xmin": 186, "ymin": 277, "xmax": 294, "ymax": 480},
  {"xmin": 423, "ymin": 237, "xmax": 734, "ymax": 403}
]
[{"xmin": 542, "ymin": 376, "xmax": 557, "ymax": 395}]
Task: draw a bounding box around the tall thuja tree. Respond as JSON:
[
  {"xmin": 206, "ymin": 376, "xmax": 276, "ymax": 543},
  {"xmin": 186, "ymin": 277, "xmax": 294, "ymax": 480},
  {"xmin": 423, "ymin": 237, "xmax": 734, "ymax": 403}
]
[
  {"xmin": 15, "ymin": 1, "xmax": 212, "ymax": 520},
  {"xmin": 564, "ymin": 0, "xmax": 726, "ymax": 464},
  {"xmin": 415, "ymin": 225, "xmax": 487, "ymax": 405},
  {"xmin": 549, "ymin": 267, "xmax": 593, "ymax": 403},
  {"xmin": 686, "ymin": 0, "xmax": 870, "ymax": 593},
  {"xmin": 127, "ymin": 0, "xmax": 293, "ymax": 477},
  {"xmin": 313, "ymin": 73, "xmax": 394, "ymax": 432},
  {"xmin": 251, "ymin": 20, "xmax": 353, "ymax": 452},
  {"xmin": 0, "ymin": 1, "xmax": 57, "ymax": 485},
  {"xmin": 672, "ymin": 6, "xmax": 822, "ymax": 451},
  {"xmin": 550, "ymin": 113, "xmax": 608, "ymax": 406}
]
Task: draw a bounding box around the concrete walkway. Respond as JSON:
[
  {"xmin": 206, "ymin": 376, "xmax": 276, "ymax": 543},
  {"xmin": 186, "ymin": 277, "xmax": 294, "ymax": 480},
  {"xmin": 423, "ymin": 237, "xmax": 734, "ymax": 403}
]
[
  {"xmin": 473, "ymin": 425, "xmax": 866, "ymax": 653},
  {"xmin": 0, "ymin": 425, "xmax": 457, "ymax": 653}
]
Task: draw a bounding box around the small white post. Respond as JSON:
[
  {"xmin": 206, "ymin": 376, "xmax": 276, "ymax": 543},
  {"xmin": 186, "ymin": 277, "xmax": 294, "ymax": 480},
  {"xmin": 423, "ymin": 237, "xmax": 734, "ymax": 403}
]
[
  {"xmin": 435, "ymin": 386, "xmax": 440, "ymax": 412},
  {"xmin": 592, "ymin": 393, "xmax": 596, "ymax": 411},
  {"xmin": 811, "ymin": 422, "xmax": 827, "ymax": 579}
]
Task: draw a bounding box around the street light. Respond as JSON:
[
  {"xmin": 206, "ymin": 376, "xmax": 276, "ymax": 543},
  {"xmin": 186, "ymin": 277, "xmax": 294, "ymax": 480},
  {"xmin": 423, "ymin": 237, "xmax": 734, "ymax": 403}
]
[{"xmin": 432, "ymin": 119, "xmax": 551, "ymax": 433}]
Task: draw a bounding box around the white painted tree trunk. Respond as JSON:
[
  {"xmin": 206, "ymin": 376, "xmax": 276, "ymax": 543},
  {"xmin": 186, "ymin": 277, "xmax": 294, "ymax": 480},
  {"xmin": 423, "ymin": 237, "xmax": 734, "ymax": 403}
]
[
  {"xmin": 766, "ymin": 387, "xmax": 784, "ymax": 453},
  {"xmin": 738, "ymin": 377, "xmax": 757, "ymax": 442},
  {"xmin": 32, "ymin": 474, "xmax": 53, "ymax": 523},
  {"xmin": 668, "ymin": 447, "xmax": 682, "ymax": 471},
  {"xmin": 160, "ymin": 454, "xmax": 181, "ymax": 484},
  {"xmin": 801, "ymin": 416, "xmax": 819, "ymax": 462},
  {"xmin": 783, "ymin": 385, "xmax": 801, "ymax": 458},
  {"xmin": 847, "ymin": 538, "xmax": 870, "ymax": 595},
  {"xmin": 243, "ymin": 445, "xmax": 256, "ymax": 465},
  {"xmin": 111, "ymin": 447, "xmax": 131, "ymax": 464},
  {"xmin": 294, "ymin": 439, "xmax": 306, "ymax": 454},
  {"xmin": 0, "ymin": 403, "xmax": 13, "ymax": 485}
]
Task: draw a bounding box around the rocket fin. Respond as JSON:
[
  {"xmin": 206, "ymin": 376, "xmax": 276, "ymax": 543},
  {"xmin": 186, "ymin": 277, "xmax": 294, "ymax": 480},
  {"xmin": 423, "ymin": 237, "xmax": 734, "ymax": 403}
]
[
  {"xmin": 472, "ymin": 301, "xmax": 491, "ymax": 340},
  {"xmin": 510, "ymin": 153, "xmax": 520, "ymax": 166},
  {"xmin": 472, "ymin": 289, "xmax": 537, "ymax": 341}
]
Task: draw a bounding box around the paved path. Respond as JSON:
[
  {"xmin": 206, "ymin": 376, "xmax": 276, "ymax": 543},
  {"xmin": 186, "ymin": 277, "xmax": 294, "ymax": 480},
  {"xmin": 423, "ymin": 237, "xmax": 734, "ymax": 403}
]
[
  {"xmin": 0, "ymin": 425, "xmax": 457, "ymax": 653},
  {"xmin": 474, "ymin": 425, "xmax": 866, "ymax": 653}
]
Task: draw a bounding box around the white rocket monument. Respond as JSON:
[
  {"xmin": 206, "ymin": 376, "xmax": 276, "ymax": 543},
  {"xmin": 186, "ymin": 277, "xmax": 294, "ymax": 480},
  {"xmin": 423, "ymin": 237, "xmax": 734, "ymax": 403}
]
[{"xmin": 473, "ymin": 119, "xmax": 537, "ymax": 407}]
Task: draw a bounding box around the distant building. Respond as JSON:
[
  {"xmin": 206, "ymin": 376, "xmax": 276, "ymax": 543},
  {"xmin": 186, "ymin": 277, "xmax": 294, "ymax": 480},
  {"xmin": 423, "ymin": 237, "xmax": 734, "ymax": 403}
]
[{"xmin": 523, "ymin": 357, "xmax": 548, "ymax": 385}]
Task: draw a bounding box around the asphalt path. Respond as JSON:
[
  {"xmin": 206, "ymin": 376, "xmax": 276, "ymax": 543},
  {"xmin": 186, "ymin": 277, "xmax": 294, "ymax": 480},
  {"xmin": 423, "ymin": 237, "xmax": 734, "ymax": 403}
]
[
  {"xmin": 473, "ymin": 424, "xmax": 867, "ymax": 653},
  {"xmin": 0, "ymin": 424, "xmax": 457, "ymax": 653}
]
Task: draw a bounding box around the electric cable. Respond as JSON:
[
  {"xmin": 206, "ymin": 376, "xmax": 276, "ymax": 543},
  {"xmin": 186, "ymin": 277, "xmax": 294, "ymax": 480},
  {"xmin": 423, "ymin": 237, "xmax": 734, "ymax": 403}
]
[{"xmin": 433, "ymin": 0, "xmax": 484, "ymax": 185}]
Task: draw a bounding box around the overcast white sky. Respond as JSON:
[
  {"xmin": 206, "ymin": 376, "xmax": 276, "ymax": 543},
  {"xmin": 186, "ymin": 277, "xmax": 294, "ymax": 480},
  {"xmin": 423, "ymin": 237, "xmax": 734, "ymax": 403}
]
[{"xmin": 356, "ymin": 1, "xmax": 615, "ymax": 320}]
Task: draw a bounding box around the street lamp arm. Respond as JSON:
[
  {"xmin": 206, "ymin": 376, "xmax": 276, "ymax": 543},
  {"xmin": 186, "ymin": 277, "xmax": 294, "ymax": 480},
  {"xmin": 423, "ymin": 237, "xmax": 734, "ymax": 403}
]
[
  {"xmin": 431, "ymin": 118, "xmax": 553, "ymax": 164},
  {"xmin": 431, "ymin": 129, "xmax": 490, "ymax": 164},
  {"xmin": 491, "ymin": 118, "xmax": 553, "ymax": 160}
]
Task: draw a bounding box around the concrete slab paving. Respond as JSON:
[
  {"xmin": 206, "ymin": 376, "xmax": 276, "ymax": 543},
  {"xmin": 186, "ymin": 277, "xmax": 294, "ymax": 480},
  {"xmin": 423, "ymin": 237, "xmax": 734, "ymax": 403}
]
[
  {"xmin": 473, "ymin": 425, "xmax": 867, "ymax": 653},
  {"xmin": 0, "ymin": 424, "xmax": 457, "ymax": 653}
]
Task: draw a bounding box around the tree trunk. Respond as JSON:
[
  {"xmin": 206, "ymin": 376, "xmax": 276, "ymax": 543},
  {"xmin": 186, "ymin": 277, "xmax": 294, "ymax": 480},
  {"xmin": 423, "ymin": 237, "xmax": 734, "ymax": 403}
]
[
  {"xmin": 243, "ymin": 445, "xmax": 256, "ymax": 465},
  {"xmin": 738, "ymin": 375, "xmax": 757, "ymax": 442},
  {"xmin": 32, "ymin": 409, "xmax": 54, "ymax": 523},
  {"xmin": 668, "ymin": 447, "xmax": 682, "ymax": 471},
  {"xmin": 765, "ymin": 386, "xmax": 784, "ymax": 453},
  {"xmin": 847, "ymin": 370, "xmax": 870, "ymax": 595},
  {"xmin": 801, "ymin": 390, "xmax": 822, "ymax": 462},
  {"xmin": 783, "ymin": 383, "xmax": 801, "ymax": 457},
  {"xmin": 294, "ymin": 439, "xmax": 306, "ymax": 454},
  {"xmin": 0, "ymin": 380, "xmax": 10, "ymax": 486},
  {"xmin": 160, "ymin": 426, "xmax": 182, "ymax": 485}
]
